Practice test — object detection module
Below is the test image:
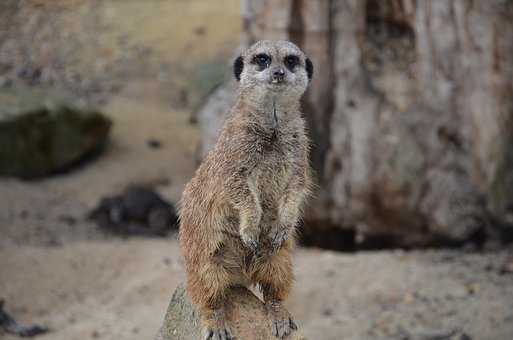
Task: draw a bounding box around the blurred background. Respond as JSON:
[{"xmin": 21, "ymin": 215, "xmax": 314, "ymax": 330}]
[{"xmin": 1, "ymin": 1, "xmax": 512, "ymax": 339}]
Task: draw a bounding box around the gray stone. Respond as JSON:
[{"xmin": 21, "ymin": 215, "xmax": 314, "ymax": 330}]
[{"xmin": 156, "ymin": 284, "xmax": 306, "ymax": 340}]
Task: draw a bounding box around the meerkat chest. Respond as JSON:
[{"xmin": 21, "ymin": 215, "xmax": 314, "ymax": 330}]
[{"xmin": 255, "ymin": 127, "xmax": 303, "ymax": 194}]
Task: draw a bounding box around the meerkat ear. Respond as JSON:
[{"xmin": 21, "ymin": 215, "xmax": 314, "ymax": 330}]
[
  {"xmin": 233, "ymin": 56, "xmax": 244, "ymax": 81},
  {"xmin": 305, "ymin": 58, "xmax": 313, "ymax": 81}
]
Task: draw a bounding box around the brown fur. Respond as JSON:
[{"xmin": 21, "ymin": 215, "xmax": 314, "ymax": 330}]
[{"xmin": 179, "ymin": 40, "xmax": 312, "ymax": 339}]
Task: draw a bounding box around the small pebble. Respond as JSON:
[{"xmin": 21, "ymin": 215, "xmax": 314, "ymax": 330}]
[{"xmin": 147, "ymin": 139, "xmax": 162, "ymax": 149}]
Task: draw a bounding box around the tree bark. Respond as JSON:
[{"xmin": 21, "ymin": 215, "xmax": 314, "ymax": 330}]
[{"xmin": 197, "ymin": 0, "xmax": 513, "ymax": 247}]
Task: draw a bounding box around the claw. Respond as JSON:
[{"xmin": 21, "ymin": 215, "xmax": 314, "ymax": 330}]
[
  {"xmin": 270, "ymin": 229, "xmax": 288, "ymax": 255},
  {"xmin": 290, "ymin": 318, "xmax": 298, "ymax": 330},
  {"xmin": 266, "ymin": 302, "xmax": 297, "ymax": 339},
  {"xmin": 203, "ymin": 328, "xmax": 234, "ymax": 340},
  {"xmin": 203, "ymin": 324, "xmax": 235, "ymax": 340},
  {"xmin": 225, "ymin": 328, "xmax": 235, "ymax": 340},
  {"xmin": 249, "ymin": 240, "xmax": 259, "ymax": 253},
  {"xmin": 245, "ymin": 239, "xmax": 259, "ymax": 255},
  {"xmin": 203, "ymin": 329, "xmax": 214, "ymax": 340},
  {"xmin": 240, "ymin": 231, "xmax": 260, "ymax": 254}
]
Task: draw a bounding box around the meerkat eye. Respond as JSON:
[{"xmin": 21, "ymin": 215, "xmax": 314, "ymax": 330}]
[
  {"xmin": 252, "ymin": 53, "xmax": 271, "ymax": 70},
  {"xmin": 284, "ymin": 55, "xmax": 300, "ymax": 71}
]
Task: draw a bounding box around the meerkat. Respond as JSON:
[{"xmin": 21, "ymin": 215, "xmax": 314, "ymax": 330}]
[{"xmin": 179, "ymin": 40, "xmax": 313, "ymax": 340}]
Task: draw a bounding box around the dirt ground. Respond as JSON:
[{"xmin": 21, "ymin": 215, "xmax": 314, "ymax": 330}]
[
  {"xmin": 1, "ymin": 1, "xmax": 513, "ymax": 340},
  {"xmin": 2, "ymin": 235, "xmax": 513, "ymax": 340}
]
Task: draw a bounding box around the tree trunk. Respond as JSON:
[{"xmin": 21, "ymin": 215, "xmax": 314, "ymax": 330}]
[{"xmin": 196, "ymin": 0, "xmax": 513, "ymax": 247}]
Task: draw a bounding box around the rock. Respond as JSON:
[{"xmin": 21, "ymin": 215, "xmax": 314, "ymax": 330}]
[
  {"xmin": 156, "ymin": 284, "xmax": 306, "ymax": 340},
  {"xmin": 0, "ymin": 87, "xmax": 111, "ymax": 178},
  {"xmin": 499, "ymin": 259, "xmax": 513, "ymax": 275},
  {"xmin": 0, "ymin": 299, "xmax": 49, "ymax": 337},
  {"xmin": 147, "ymin": 138, "xmax": 162, "ymax": 149},
  {"xmin": 88, "ymin": 186, "xmax": 178, "ymax": 237}
]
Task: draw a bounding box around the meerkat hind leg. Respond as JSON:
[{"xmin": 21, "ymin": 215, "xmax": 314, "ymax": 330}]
[
  {"xmin": 263, "ymin": 288, "xmax": 297, "ymax": 339},
  {"xmin": 201, "ymin": 304, "xmax": 234, "ymax": 340},
  {"xmin": 253, "ymin": 250, "xmax": 297, "ymax": 339},
  {"xmin": 189, "ymin": 259, "xmax": 236, "ymax": 340}
]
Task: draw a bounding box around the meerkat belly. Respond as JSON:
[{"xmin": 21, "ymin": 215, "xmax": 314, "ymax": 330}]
[
  {"xmin": 256, "ymin": 151, "xmax": 295, "ymax": 229},
  {"xmin": 259, "ymin": 163, "xmax": 291, "ymax": 203}
]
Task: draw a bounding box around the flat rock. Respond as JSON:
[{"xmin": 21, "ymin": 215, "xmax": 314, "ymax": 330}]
[{"xmin": 156, "ymin": 284, "xmax": 306, "ymax": 340}]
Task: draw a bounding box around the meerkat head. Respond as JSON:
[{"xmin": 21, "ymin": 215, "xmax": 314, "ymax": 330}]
[{"xmin": 233, "ymin": 40, "xmax": 313, "ymax": 105}]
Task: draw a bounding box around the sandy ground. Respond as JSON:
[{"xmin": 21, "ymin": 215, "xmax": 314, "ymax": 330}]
[
  {"xmin": 1, "ymin": 238, "xmax": 513, "ymax": 340},
  {"xmin": 1, "ymin": 1, "xmax": 513, "ymax": 340}
]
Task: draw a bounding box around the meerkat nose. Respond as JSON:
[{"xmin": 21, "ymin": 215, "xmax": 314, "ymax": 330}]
[
  {"xmin": 274, "ymin": 68, "xmax": 285, "ymax": 77},
  {"xmin": 272, "ymin": 68, "xmax": 285, "ymax": 83}
]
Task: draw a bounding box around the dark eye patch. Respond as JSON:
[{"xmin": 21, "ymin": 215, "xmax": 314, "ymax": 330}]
[
  {"xmin": 252, "ymin": 53, "xmax": 271, "ymax": 70},
  {"xmin": 284, "ymin": 55, "xmax": 300, "ymax": 71}
]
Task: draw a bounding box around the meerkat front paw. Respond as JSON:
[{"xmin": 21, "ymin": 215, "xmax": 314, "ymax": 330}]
[
  {"xmin": 240, "ymin": 227, "xmax": 260, "ymax": 254},
  {"xmin": 269, "ymin": 227, "xmax": 288, "ymax": 255}
]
